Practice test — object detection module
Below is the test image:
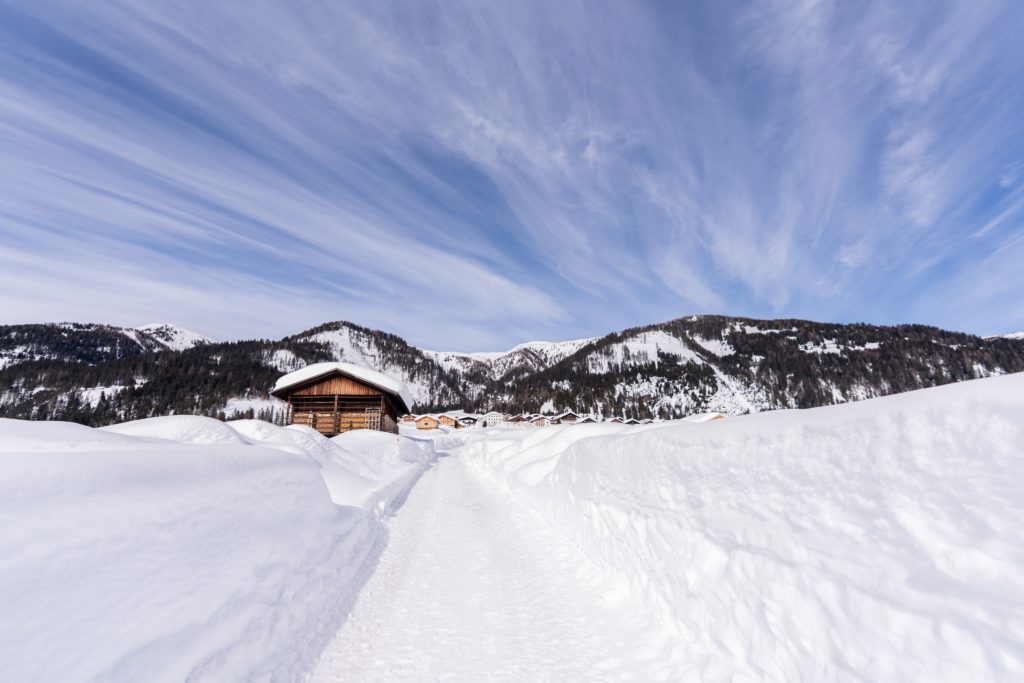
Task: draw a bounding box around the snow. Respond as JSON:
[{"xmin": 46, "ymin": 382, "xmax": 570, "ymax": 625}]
[
  {"xmin": 78, "ymin": 384, "xmax": 127, "ymax": 407},
  {"xmin": 587, "ymin": 330, "xmax": 702, "ymax": 373},
  {"xmin": 135, "ymin": 323, "xmax": 214, "ymax": 350},
  {"xmin": 102, "ymin": 414, "xmax": 250, "ymax": 444},
  {"xmin": 310, "ymin": 439, "xmax": 674, "ymax": 682},
  {"xmin": 223, "ymin": 396, "xmax": 285, "ymax": 417},
  {"xmin": 457, "ymin": 374, "xmax": 1024, "ymax": 681},
  {"xmin": 272, "ymin": 361, "xmax": 414, "ymax": 410},
  {"xmin": 294, "ymin": 327, "xmax": 435, "ymax": 405},
  {"xmin": 799, "ymin": 338, "xmax": 843, "ymax": 354},
  {"xmin": 0, "ymin": 416, "xmax": 436, "ymax": 682},
  {"xmin": 423, "ymin": 337, "xmax": 597, "ymax": 379},
  {"xmin": 450, "ymin": 338, "xmax": 596, "ymax": 363},
  {"xmin": 266, "ymin": 348, "xmax": 306, "ymax": 372},
  {"xmin": 693, "ymin": 335, "xmax": 735, "ymax": 356},
  {"xmin": 6, "ymin": 373, "xmax": 1024, "ymax": 681}
]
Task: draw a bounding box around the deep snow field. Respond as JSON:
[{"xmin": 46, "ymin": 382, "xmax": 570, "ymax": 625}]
[
  {"xmin": 0, "ymin": 416, "xmax": 439, "ymax": 682},
  {"xmin": 458, "ymin": 373, "xmax": 1024, "ymax": 681},
  {"xmin": 1, "ymin": 373, "xmax": 1023, "ymax": 682}
]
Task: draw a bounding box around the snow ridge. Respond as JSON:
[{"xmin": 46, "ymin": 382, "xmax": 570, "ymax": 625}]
[
  {"xmin": 461, "ymin": 374, "xmax": 1024, "ymax": 681},
  {"xmin": 134, "ymin": 323, "xmax": 215, "ymax": 351},
  {"xmin": 0, "ymin": 415, "xmax": 438, "ymax": 681}
]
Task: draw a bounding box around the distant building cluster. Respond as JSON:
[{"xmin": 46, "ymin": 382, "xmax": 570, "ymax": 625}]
[{"xmin": 401, "ymin": 409, "xmax": 659, "ymax": 431}]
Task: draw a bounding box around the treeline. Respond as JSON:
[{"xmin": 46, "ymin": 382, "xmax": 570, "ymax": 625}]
[
  {"xmin": 0, "ymin": 339, "xmax": 334, "ymax": 426},
  {"xmin": 286, "ymin": 321, "xmax": 484, "ymax": 410},
  {"xmin": 475, "ymin": 316, "xmax": 1024, "ymax": 416},
  {"xmin": 2, "ymin": 317, "xmax": 1023, "ymax": 427},
  {"xmin": 0, "ymin": 322, "xmax": 162, "ymax": 365}
]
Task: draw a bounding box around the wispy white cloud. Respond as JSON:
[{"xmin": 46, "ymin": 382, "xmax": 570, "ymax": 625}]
[{"xmin": 0, "ymin": 0, "xmax": 1022, "ymax": 347}]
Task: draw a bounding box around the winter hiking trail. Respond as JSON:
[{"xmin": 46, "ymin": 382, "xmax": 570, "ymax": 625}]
[{"xmin": 310, "ymin": 450, "xmax": 678, "ymax": 682}]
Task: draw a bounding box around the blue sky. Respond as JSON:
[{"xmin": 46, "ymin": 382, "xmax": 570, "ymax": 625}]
[{"xmin": 1, "ymin": 1, "xmax": 1023, "ymax": 350}]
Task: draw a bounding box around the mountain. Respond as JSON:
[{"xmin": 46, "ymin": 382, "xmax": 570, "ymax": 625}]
[
  {"xmin": 133, "ymin": 323, "xmax": 215, "ymax": 351},
  {"xmin": 484, "ymin": 315, "xmax": 1024, "ymax": 418},
  {"xmin": 422, "ymin": 338, "xmax": 596, "ymax": 382},
  {"xmin": 1, "ymin": 316, "xmax": 1023, "ymax": 426},
  {"xmin": 0, "ymin": 322, "xmax": 214, "ymax": 370}
]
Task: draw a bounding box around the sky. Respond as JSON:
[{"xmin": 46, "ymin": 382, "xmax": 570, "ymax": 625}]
[{"xmin": 1, "ymin": 0, "xmax": 1023, "ymax": 350}]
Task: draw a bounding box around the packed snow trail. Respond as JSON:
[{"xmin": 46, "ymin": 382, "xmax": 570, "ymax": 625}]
[{"xmin": 310, "ymin": 452, "xmax": 679, "ymax": 682}]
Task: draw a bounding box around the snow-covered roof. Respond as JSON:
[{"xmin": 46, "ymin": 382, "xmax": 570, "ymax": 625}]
[{"xmin": 271, "ymin": 362, "xmax": 413, "ymax": 410}]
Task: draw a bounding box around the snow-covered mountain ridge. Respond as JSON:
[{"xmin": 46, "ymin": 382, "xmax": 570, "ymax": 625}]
[
  {"xmin": 2, "ymin": 316, "xmax": 1024, "ymax": 424},
  {"xmin": 422, "ymin": 337, "xmax": 596, "ymax": 381},
  {"xmin": 0, "ymin": 322, "xmax": 213, "ymax": 369},
  {"xmin": 133, "ymin": 323, "xmax": 215, "ymax": 351}
]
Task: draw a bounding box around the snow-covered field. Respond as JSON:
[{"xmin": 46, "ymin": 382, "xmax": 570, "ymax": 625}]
[
  {"xmin": 3, "ymin": 374, "xmax": 1023, "ymax": 681},
  {"xmin": 0, "ymin": 416, "xmax": 436, "ymax": 682},
  {"xmin": 457, "ymin": 373, "xmax": 1024, "ymax": 681}
]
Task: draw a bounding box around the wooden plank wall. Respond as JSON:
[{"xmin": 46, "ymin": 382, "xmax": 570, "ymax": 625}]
[{"xmin": 292, "ymin": 376, "xmax": 383, "ymax": 397}]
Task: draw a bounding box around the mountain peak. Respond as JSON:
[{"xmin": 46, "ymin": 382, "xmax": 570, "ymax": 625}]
[{"xmin": 135, "ymin": 323, "xmax": 216, "ymax": 351}]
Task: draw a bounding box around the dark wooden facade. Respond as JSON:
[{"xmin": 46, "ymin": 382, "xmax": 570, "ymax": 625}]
[{"xmin": 271, "ymin": 370, "xmax": 408, "ymax": 436}]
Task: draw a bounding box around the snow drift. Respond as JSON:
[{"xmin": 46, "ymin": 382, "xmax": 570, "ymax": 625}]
[
  {"xmin": 458, "ymin": 374, "xmax": 1024, "ymax": 681},
  {"xmin": 0, "ymin": 416, "xmax": 436, "ymax": 682}
]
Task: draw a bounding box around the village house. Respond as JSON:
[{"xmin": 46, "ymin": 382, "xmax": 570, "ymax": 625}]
[
  {"xmin": 553, "ymin": 410, "xmax": 581, "ymax": 424},
  {"xmin": 415, "ymin": 415, "xmax": 440, "ymax": 430},
  {"xmin": 479, "ymin": 411, "xmax": 505, "ymax": 427},
  {"xmin": 437, "ymin": 414, "xmax": 459, "ymax": 428},
  {"xmin": 271, "ymin": 362, "xmax": 411, "ymax": 436}
]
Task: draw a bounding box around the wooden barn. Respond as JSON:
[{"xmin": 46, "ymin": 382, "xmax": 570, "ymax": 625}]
[{"xmin": 271, "ymin": 362, "xmax": 411, "ymax": 436}]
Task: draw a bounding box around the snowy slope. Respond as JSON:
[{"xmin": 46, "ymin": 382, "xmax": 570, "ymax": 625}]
[
  {"xmin": 290, "ymin": 324, "xmax": 443, "ymax": 406},
  {"xmin": 0, "ymin": 416, "xmax": 436, "ymax": 682},
  {"xmin": 0, "ymin": 322, "xmax": 213, "ymax": 370},
  {"xmin": 5, "ymin": 316, "xmax": 1023, "ymax": 422},
  {"xmin": 459, "ymin": 374, "xmax": 1024, "ymax": 681},
  {"xmin": 424, "ymin": 337, "xmax": 597, "ymax": 380},
  {"xmin": 134, "ymin": 323, "xmax": 215, "ymax": 351},
  {"xmin": 500, "ymin": 326, "xmax": 774, "ymax": 417}
]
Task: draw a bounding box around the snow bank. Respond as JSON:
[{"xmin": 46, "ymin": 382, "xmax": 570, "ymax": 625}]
[
  {"xmin": 0, "ymin": 416, "xmax": 436, "ymax": 682},
  {"xmin": 102, "ymin": 414, "xmax": 248, "ymax": 444},
  {"xmin": 458, "ymin": 374, "xmax": 1024, "ymax": 681}
]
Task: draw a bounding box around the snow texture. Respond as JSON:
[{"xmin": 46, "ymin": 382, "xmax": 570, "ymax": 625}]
[
  {"xmin": 272, "ymin": 361, "xmax": 414, "ymax": 410},
  {"xmin": 423, "ymin": 337, "xmax": 597, "ymax": 379},
  {"xmin": 0, "ymin": 416, "xmax": 435, "ymax": 682},
  {"xmin": 134, "ymin": 323, "xmax": 215, "ymax": 351},
  {"xmin": 293, "ymin": 327, "xmax": 436, "ymax": 406},
  {"xmin": 458, "ymin": 374, "xmax": 1024, "ymax": 681},
  {"xmin": 310, "ymin": 438, "xmax": 674, "ymax": 682}
]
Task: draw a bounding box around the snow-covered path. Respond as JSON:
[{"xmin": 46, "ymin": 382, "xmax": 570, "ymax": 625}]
[{"xmin": 310, "ymin": 452, "xmax": 676, "ymax": 682}]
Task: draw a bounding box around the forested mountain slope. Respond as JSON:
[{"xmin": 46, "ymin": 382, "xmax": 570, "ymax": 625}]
[{"xmin": 2, "ymin": 316, "xmax": 1022, "ymax": 425}]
